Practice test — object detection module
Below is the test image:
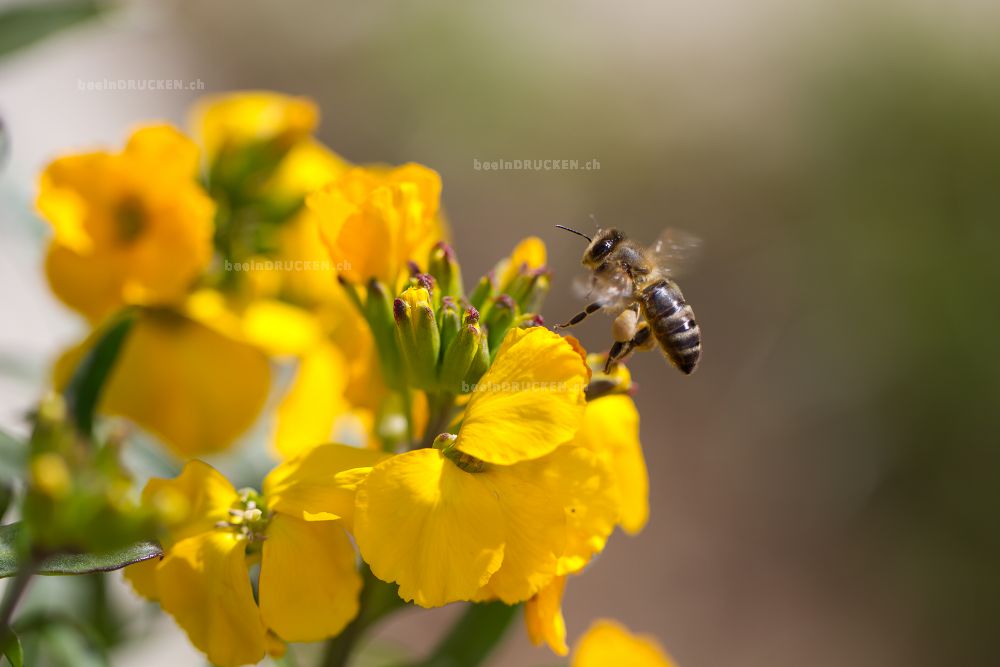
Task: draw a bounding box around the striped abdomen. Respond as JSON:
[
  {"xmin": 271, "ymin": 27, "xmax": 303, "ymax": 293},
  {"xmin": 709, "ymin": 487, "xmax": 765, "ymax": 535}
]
[{"xmin": 640, "ymin": 278, "xmax": 701, "ymax": 374}]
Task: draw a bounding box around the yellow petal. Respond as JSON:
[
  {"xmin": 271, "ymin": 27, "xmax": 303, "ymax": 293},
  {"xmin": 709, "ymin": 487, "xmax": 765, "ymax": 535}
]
[
  {"xmin": 477, "ymin": 455, "xmax": 568, "ymax": 604},
  {"xmin": 43, "ymin": 243, "xmax": 123, "ymax": 326},
  {"xmin": 577, "ymin": 395, "xmax": 649, "ymax": 534},
  {"xmin": 498, "ymin": 236, "xmax": 547, "ymax": 288},
  {"xmin": 184, "ymin": 291, "xmax": 323, "ymax": 359},
  {"xmin": 156, "ymin": 532, "xmax": 265, "ymax": 667},
  {"xmin": 241, "ymin": 299, "xmax": 323, "ymax": 358},
  {"xmin": 455, "ymin": 327, "xmax": 588, "ymax": 465},
  {"xmin": 265, "ymin": 138, "xmax": 350, "ymax": 200},
  {"xmin": 307, "ymin": 163, "xmax": 444, "ymax": 288},
  {"xmin": 572, "ymin": 620, "xmax": 678, "ymax": 667},
  {"xmin": 142, "ymin": 460, "xmax": 238, "ymax": 546},
  {"xmin": 259, "ymin": 514, "xmax": 362, "ymax": 642},
  {"xmin": 265, "ymin": 632, "xmax": 286, "ymax": 659},
  {"xmin": 270, "ymin": 209, "xmax": 342, "ymax": 306},
  {"xmin": 272, "ymin": 342, "xmax": 350, "ymax": 460},
  {"xmin": 123, "ymin": 557, "xmax": 161, "ymax": 601},
  {"xmin": 525, "ymin": 575, "xmax": 569, "ymax": 657},
  {"xmin": 124, "ymin": 124, "xmax": 200, "ymax": 181},
  {"xmin": 354, "ymin": 449, "xmax": 505, "ymax": 607},
  {"xmin": 193, "ymin": 91, "xmax": 318, "ymax": 159},
  {"xmin": 264, "ymin": 444, "xmax": 384, "ymax": 529},
  {"xmin": 55, "ymin": 310, "xmax": 271, "ymax": 458},
  {"xmin": 36, "ymin": 152, "xmax": 105, "ymax": 254},
  {"xmin": 319, "ymin": 292, "xmax": 386, "ymax": 413},
  {"xmin": 552, "ymin": 446, "xmax": 619, "ymax": 575}
]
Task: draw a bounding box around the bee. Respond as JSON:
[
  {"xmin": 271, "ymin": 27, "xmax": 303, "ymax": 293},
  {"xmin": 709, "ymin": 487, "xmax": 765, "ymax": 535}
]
[{"xmin": 555, "ymin": 224, "xmax": 702, "ymax": 375}]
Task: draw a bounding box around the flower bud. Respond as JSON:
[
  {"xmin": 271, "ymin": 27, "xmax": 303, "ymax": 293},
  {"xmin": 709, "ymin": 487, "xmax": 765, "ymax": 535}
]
[
  {"xmin": 439, "ymin": 319, "xmax": 484, "ymax": 392},
  {"xmin": 30, "ymin": 452, "xmax": 72, "ymax": 498},
  {"xmin": 522, "ymin": 271, "xmax": 551, "ymax": 313},
  {"xmin": 468, "ymin": 273, "xmax": 495, "ymax": 311},
  {"xmin": 437, "ymin": 297, "xmax": 462, "ymax": 355},
  {"xmin": 405, "ymin": 272, "xmax": 439, "ymax": 310},
  {"xmin": 517, "ymin": 313, "xmax": 545, "ymax": 329},
  {"xmin": 363, "ymin": 278, "xmax": 406, "ymax": 390},
  {"xmin": 394, "ymin": 287, "xmax": 441, "ymax": 390},
  {"xmin": 428, "ymin": 242, "xmax": 463, "ymax": 299},
  {"xmin": 463, "ymin": 328, "xmax": 491, "ymax": 387},
  {"xmin": 483, "ymin": 294, "xmax": 516, "ymax": 355}
]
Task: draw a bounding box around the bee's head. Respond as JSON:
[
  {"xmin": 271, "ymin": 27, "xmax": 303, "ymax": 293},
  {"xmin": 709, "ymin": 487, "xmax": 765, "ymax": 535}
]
[{"xmin": 582, "ymin": 228, "xmax": 624, "ymax": 269}]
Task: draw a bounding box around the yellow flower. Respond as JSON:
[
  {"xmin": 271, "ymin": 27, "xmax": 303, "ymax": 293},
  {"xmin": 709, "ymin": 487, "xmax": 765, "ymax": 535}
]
[
  {"xmin": 307, "ymin": 163, "xmax": 446, "ymax": 288},
  {"xmin": 354, "ymin": 327, "xmax": 609, "ymax": 607},
  {"xmin": 266, "ymin": 138, "xmax": 350, "ymax": 203},
  {"xmin": 456, "ymin": 326, "xmax": 589, "ymax": 465},
  {"xmin": 525, "ymin": 574, "xmax": 569, "ymax": 656},
  {"xmin": 495, "ymin": 235, "xmax": 547, "ymax": 289},
  {"xmin": 237, "ymin": 140, "xmax": 351, "ymax": 307},
  {"xmin": 193, "ymin": 91, "xmax": 318, "ymax": 161},
  {"xmin": 521, "ymin": 392, "xmax": 646, "ymax": 657},
  {"xmin": 38, "ymin": 125, "xmax": 214, "ymax": 324},
  {"xmin": 572, "ymin": 620, "xmax": 679, "ymax": 667},
  {"xmin": 272, "ymin": 340, "xmax": 357, "ymax": 457},
  {"xmin": 53, "ymin": 307, "xmax": 271, "ymax": 459},
  {"xmin": 125, "ymin": 445, "xmax": 381, "ymax": 666},
  {"xmin": 575, "ymin": 394, "xmax": 649, "ymax": 535}
]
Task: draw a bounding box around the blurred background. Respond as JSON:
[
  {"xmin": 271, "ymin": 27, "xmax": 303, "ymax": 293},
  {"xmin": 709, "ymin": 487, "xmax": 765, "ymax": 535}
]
[{"xmin": 2, "ymin": 0, "xmax": 1000, "ymax": 665}]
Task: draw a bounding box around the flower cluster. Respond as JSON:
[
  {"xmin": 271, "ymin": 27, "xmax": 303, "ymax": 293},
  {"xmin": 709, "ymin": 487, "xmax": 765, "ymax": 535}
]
[{"xmin": 29, "ymin": 91, "xmax": 670, "ymax": 666}]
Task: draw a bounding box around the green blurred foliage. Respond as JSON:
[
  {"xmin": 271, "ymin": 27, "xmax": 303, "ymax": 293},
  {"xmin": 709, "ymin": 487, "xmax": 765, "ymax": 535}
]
[
  {"xmin": 791, "ymin": 22, "xmax": 1000, "ymax": 666},
  {"xmin": 0, "ymin": 1, "xmax": 104, "ymax": 59}
]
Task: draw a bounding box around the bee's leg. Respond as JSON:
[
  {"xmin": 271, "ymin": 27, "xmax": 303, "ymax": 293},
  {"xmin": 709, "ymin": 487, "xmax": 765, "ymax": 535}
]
[
  {"xmin": 555, "ymin": 302, "xmax": 603, "ymax": 329},
  {"xmin": 612, "ymin": 304, "xmax": 640, "ymax": 342},
  {"xmin": 604, "ymin": 322, "xmax": 652, "ymax": 373}
]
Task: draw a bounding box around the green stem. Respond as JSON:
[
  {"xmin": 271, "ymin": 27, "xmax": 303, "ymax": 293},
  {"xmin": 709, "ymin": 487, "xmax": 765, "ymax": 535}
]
[
  {"xmin": 412, "ymin": 601, "xmax": 519, "ymax": 667},
  {"xmin": 320, "ymin": 567, "xmax": 405, "ymax": 667},
  {"xmin": 0, "ymin": 561, "xmax": 36, "ymax": 647},
  {"xmin": 418, "ymin": 393, "xmax": 455, "ymax": 450}
]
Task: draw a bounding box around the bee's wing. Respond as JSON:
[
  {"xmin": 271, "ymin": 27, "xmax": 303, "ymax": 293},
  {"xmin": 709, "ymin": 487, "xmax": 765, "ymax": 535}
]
[
  {"xmin": 650, "ymin": 228, "xmax": 702, "ymax": 277},
  {"xmin": 572, "ymin": 271, "xmax": 633, "ymax": 313}
]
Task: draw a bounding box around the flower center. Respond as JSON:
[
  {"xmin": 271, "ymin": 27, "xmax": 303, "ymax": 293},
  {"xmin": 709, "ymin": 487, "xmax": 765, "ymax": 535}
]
[
  {"xmin": 114, "ymin": 195, "xmax": 148, "ymax": 244},
  {"xmin": 433, "ymin": 433, "xmax": 488, "ymax": 473},
  {"xmin": 217, "ymin": 488, "xmax": 271, "ymax": 543}
]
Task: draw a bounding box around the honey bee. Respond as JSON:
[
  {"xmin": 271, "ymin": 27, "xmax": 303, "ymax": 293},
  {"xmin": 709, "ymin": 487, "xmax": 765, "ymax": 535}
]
[{"xmin": 555, "ymin": 225, "xmax": 702, "ymax": 375}]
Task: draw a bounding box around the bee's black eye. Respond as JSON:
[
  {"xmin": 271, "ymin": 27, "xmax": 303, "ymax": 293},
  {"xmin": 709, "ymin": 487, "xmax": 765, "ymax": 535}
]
[{"xmin": 591, "ymin": 238, "xmax": 615, "ymax": 260}]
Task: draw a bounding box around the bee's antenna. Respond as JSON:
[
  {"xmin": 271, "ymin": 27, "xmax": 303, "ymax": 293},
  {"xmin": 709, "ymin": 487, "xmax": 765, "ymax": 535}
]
[{"xmin": 555, "ymin": 225, "xmax": 592, "ymax": 243}]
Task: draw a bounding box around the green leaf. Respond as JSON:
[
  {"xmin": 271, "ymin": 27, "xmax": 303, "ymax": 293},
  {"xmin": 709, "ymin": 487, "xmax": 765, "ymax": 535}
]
[
  {"xmin": 0, "ymin": 430, "xmax": 25, "ymax": 483},
  {"xmin": 63, "ymin": 310, "xmax": 136, "ymax": 437},
  {"xmin": 0, "ymin": 523, "xmax": 161, "ymax": 579},
  {"xmin": 414, "ymin": 601, "xmax": 519, "ymax": 667},
  {"xmin": 0, "ymin": 629, "xmax": 23, "ymax": 667},
  {"xmin": 0, "ymin": 1, "xmax": 104, "ymax": 59}
]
